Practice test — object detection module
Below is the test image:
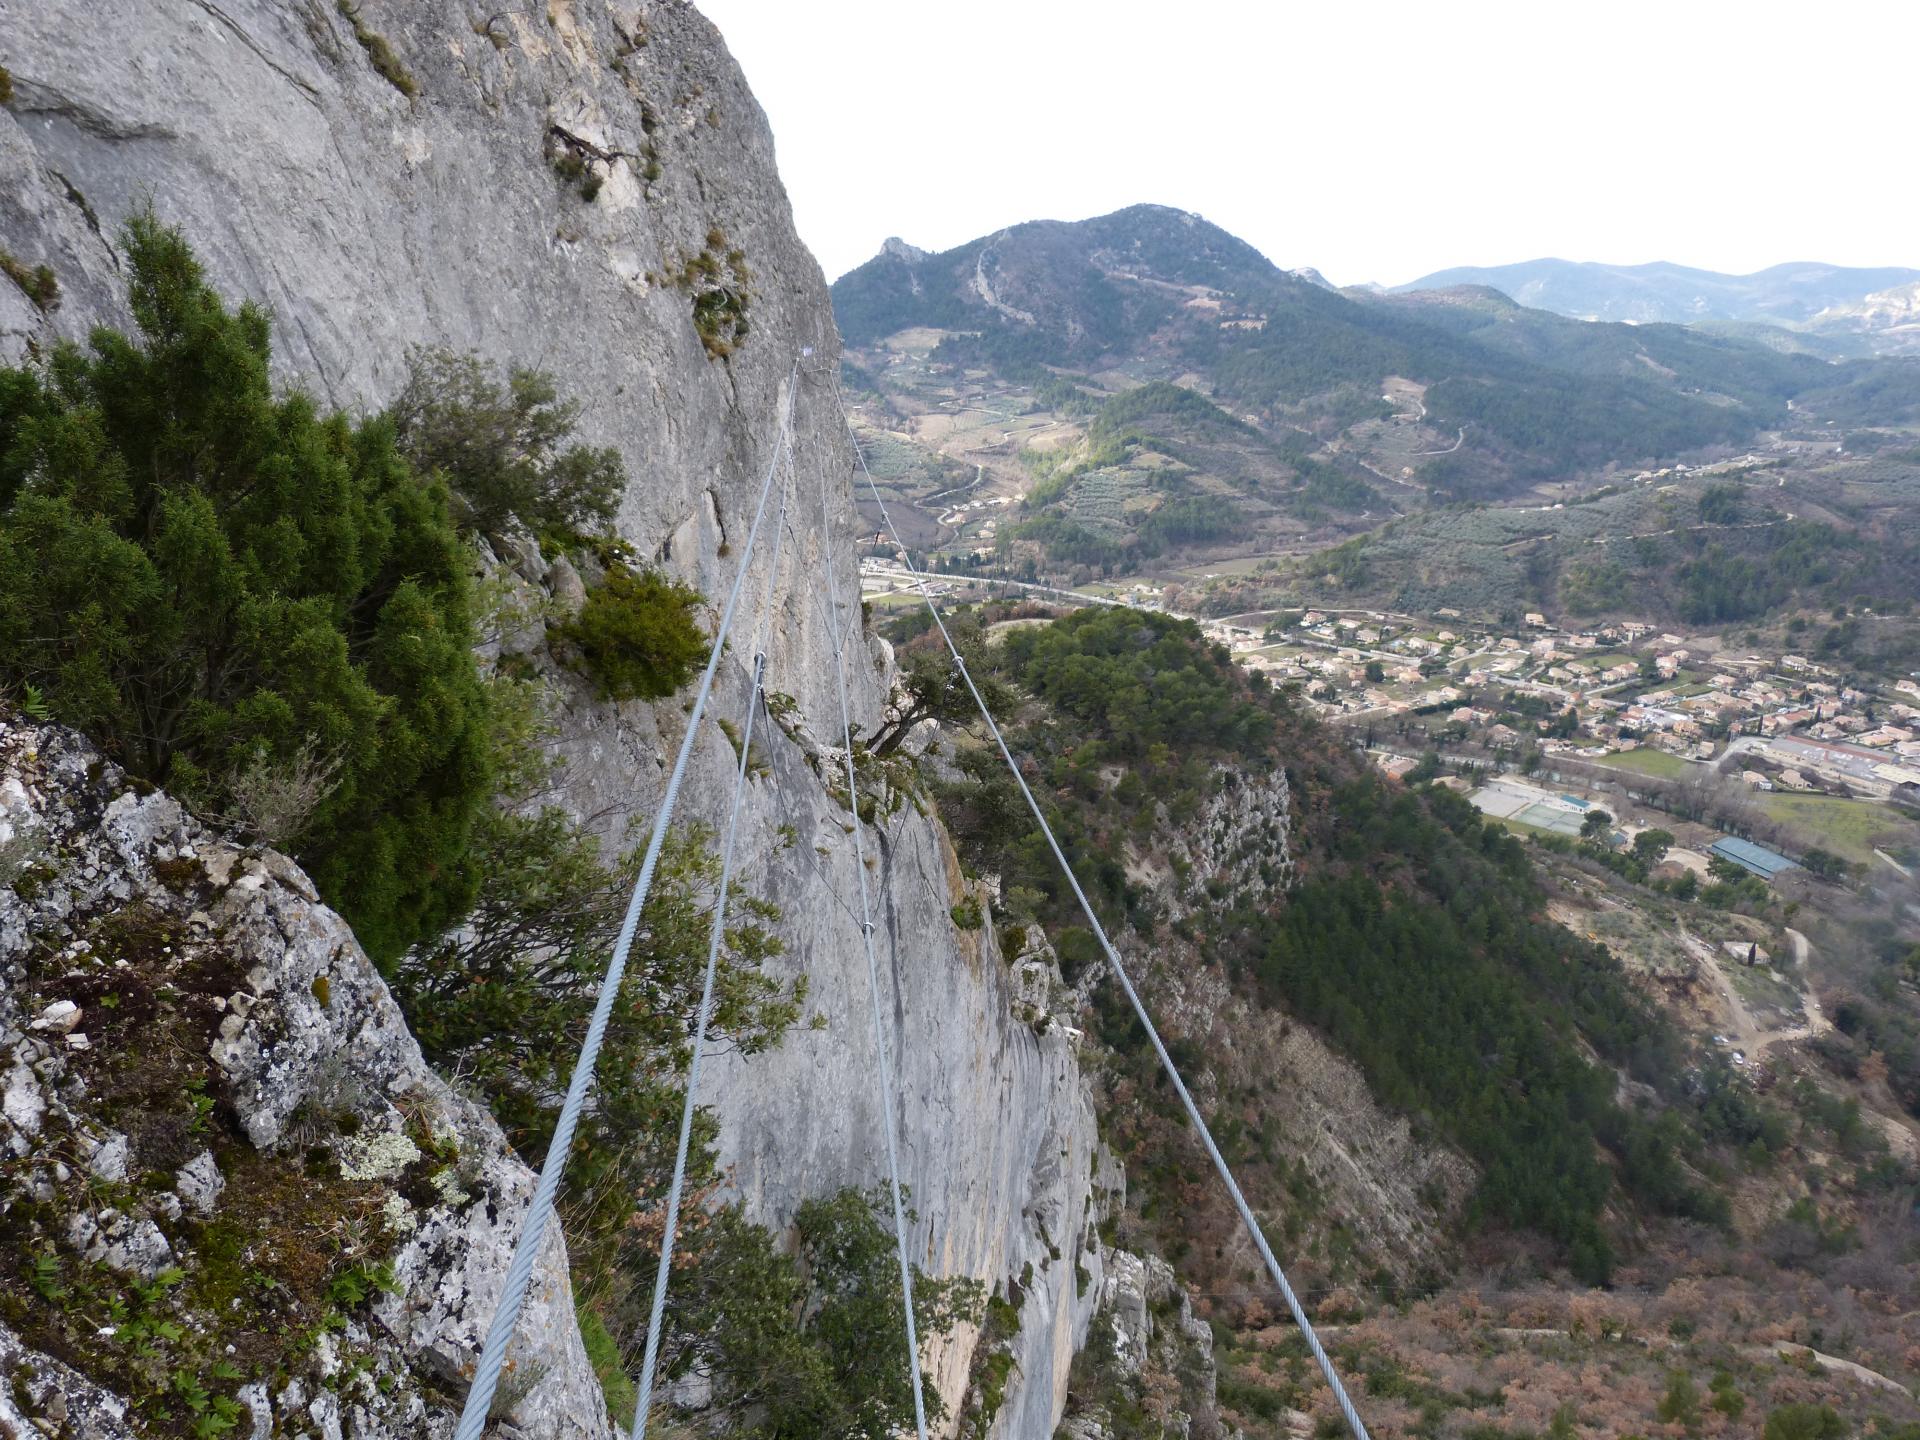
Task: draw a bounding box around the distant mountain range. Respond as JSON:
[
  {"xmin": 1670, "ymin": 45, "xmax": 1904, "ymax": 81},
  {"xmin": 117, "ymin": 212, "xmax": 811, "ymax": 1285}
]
[
  {"xmin": 1394, "ymin": 258, "xmax": 1920, "ymax": 343},
  {"xmin": 1806, "ymin": 279, "xmax": 1920, "ymax": 354}
]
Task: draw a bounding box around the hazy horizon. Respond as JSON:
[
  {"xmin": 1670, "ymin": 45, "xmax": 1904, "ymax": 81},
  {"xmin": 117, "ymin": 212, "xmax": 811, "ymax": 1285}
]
[{"xmin": 696, "ymin": 0, "xmax": 1919, "ymax": 289}]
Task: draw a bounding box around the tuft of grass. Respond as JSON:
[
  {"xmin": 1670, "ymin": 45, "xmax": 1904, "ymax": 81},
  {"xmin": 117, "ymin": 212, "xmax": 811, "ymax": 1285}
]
[
  {"xmin": 0, "ymin": 251, "xmax": 59, "ymax": 312},
  {"xmin": 337, "ymin": 1, "xmax": 418, "ymax": 98},
  {"xmin": 671, "ymin": 230, "xmax": 751, "ymax": 359},
  {"xmin": 576, "ymin": 1301, "xmax": 637, "ymax": 1426},
  {"xmin": 550, "ymin": 143, "xmax": 603, "ymax": 202},
  {"xmin": 0, "ymin": 65, "xmax": 14, "ymax": 106}
]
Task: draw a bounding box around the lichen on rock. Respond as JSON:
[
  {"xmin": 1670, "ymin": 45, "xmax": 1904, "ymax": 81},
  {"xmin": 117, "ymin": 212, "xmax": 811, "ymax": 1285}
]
[{"xmin": 0, "ymin": 717, "xmax": 613, "ymax": 1439}]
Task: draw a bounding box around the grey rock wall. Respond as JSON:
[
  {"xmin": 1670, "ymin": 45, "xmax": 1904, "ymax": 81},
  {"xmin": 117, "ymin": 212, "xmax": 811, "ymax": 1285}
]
[
  {"xmin": 0, "ymin": 1322, "xmax": 140, "ymax": 1440},
  {"xmin": 691, "ymin": 713, "xmax": 1105, "ymax": 1436},
  {"xmin": 0, "ymin": 2, "xmax": 1103, "ymax": 1431},
  {"xmin": 0, "ymin": 0, "xmax": 867, "ymax": 738}
]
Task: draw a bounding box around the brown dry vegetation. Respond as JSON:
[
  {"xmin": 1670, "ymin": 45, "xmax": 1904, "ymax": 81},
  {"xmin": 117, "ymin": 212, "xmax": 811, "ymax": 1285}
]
[{"xmin": 1256, "ymin": 1238, "xmax": 1920, "ymax": 1438}]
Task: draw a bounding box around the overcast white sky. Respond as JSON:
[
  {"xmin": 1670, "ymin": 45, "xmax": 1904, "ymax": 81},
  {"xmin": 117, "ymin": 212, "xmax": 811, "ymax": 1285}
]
[{"xmin": 695, "ymin": 1, "xmax": 1918, "ymax": 288}]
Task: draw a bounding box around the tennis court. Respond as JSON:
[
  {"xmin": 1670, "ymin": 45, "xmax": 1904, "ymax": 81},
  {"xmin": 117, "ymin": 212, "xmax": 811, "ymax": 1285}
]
[
  {"xmin": 1470, "ymin": 778, "xmax": 1593, "ymax": 836},
  {"xmin": 1509, "ymin": 801, "xmax": 1586, "ymax": 836}
]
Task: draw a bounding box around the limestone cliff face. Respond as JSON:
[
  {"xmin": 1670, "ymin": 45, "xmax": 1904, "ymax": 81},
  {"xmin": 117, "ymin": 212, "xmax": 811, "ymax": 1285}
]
[
  {"xmin": 0, "ymin": 2, "xmax": 1102, "ymax": 1434},
  {"xmin": 0, "ymin": 0, "xmax": 862, "ymax": 730},
  {"xmin": 696, "ymin": 716, "xmax": 1105, "ymax": 1439},
  {"xmin": 1121, "ymin": 767, "xmax": 1472, "ymax": 1279}
]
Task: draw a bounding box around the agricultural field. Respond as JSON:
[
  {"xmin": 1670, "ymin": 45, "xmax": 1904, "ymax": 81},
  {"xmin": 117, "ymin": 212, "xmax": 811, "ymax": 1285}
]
[
  {"xmin": 1596, "ymin": 749, "xmax": 1696, "ymax": 780},
  {"xmin": 1205, "ymin": 483, "xmax": 1676, "ymax": 620},
  {"xmin": 1756, "ymin": 792, "xmax": 1920, "ymax": 867},
  {"xmin": 853, "ymin": 427, "xmax": 962, "ymax": 487},
  {"xmin": 1059, "ymin": 466, "xmax": 1156, "ymax": 532}
]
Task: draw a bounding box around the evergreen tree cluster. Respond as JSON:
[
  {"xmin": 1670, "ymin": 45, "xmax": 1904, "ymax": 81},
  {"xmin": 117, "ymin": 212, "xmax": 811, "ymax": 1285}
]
[{"xmin": 0, "ymin": 214, "xmax": 490, "ymax": 961}]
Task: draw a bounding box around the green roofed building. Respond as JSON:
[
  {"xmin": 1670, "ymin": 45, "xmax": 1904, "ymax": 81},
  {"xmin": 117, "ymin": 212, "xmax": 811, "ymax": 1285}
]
[{"xmin": 1708, "ymin": 836, "xmax": 1799, "ymax": 881}]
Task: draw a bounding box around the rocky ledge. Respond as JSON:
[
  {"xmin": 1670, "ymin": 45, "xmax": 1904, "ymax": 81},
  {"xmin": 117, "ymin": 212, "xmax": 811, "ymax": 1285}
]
[{"xmin": 0, "ymin": 716, "xmax": 611, "ymax": 1440}]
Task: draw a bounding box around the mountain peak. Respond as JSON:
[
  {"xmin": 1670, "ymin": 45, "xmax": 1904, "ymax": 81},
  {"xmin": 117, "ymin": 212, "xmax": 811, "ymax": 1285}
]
[
  {"xmin": 831, "ymin": 203, "xmax": 1292, "ymax": 349},
  {"xmin": 878, "ymin": 235, "xmax": 929, "ymax": 264}
]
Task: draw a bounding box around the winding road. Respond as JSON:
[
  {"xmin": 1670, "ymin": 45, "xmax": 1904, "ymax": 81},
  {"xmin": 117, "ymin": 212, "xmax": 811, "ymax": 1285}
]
[
  {"xmin": 1676, "ymin": 923, "xmax": 1829, "ymax": 1058},
  {"xmin": 925, "ymin": 463, "xmax": 990, "ymax": 517},
  {"xmin": 1412, "ymin": 425, "xmax": 1467, "ymax": 457}
]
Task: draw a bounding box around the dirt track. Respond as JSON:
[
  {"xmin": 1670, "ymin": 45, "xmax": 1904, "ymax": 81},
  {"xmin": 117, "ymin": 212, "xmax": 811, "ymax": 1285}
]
[{"xmin": 1676, "ymin": 923, "xmax": 1828, "ymax": 1058}]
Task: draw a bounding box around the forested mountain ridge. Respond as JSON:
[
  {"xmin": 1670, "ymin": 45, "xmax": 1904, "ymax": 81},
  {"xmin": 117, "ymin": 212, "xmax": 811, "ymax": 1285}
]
[
  {"xmin": 833, "ymin": 205, "xmax": 1920, "ymax": 576},
  {"xmin": 834, "ymin": 206, "xmax": 1906, "ymax": 443}
]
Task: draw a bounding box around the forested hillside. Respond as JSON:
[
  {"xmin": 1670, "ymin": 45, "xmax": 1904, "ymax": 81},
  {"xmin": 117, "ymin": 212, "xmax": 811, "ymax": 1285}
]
[
  {"xmin": 914, "ymin": 606, "xmax": 1761, "ymax": 1285},
  {"xmin": 887, "ymin": 599, "xmax": 1920, "ymax": 1439},
  {"xmin": 833, "ymin": 206, "xmax": 1917, "ymax": 515}
]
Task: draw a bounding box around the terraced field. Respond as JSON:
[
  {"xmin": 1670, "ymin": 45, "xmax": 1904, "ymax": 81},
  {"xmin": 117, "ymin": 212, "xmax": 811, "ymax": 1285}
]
[{"xmin": 1061, "ymin": 467, "xmax": 1155, "ymax": 531}]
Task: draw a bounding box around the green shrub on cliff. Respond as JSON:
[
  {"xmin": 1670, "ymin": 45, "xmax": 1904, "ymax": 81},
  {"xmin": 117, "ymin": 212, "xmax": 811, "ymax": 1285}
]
[
  {"xmin": 626, "ymin": 1187, "xmax": 982, "ymax": 1438},
  {"xmin": 557, "ymin": 560, "xmax": 709, "ymax": 700},
  {"xmin": 390, "ymin": 345, "xmax": 622, "ymax": 541},
  {"xmin": 0, "ymin": 212, "xmax": 490, "ymax": 962},
  {"xmin": 1, "ymin": 249, "xmax": 59, "ymax": 311}
]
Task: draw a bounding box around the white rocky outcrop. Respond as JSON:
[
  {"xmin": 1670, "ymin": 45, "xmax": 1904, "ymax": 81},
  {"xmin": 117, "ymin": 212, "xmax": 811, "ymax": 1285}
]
[
  {"xmin": 0, "ymin": 1324, "xmax": 138, "ymax": 1440},
  {"xmin": 0, "ymin": 718, "xmax": 612, "ymax": 1437},
  {"xmin": 1061, "ymin": 1249, "xmax": 1225, "ymax": 1440},
  {"xmin": 1177, "ymin": 765, "xmax": 1296, "ymax": 904}
]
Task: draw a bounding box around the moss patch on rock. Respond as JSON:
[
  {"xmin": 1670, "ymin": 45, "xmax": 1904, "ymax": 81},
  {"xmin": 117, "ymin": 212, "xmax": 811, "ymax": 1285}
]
[
  {"xmin": 0, "ymin": 251, "xmax": 59, "ymax": 312},
  {"xmin": 0, "ymin": 890, "xmax": 416, "ymax": 1434},
  {"xmin": 336, "ymin": 1, "xmax": 418, "ymax": 98},
  {"xmin": 673, "ymin": 227, "xmax": 752, "ymax": 359}
]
